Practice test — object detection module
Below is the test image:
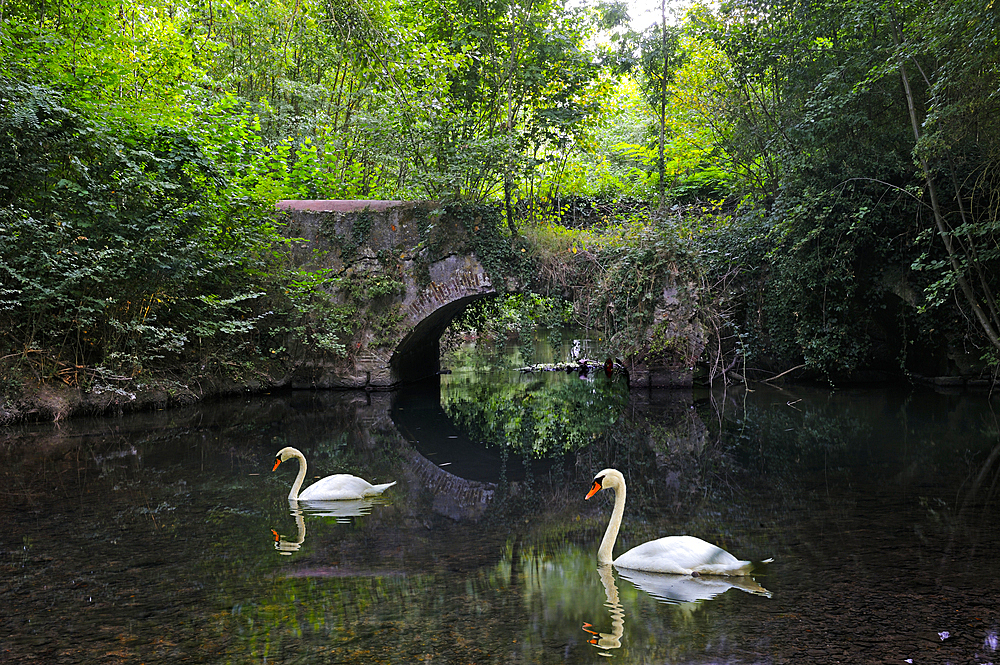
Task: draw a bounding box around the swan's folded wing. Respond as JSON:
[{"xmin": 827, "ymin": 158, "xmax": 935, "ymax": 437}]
[
  {"xmin": 614, "ymin": 535, "xmax": 745, "ymax": 575},
  {"xmin": 299, "ymin": 474, "xmax": 373, "ymax": 500}
]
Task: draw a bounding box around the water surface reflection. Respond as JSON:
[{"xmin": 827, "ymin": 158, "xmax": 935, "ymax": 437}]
[{"xmin": 1, "ymin": 382, "xmax": 999, "ymax": 663}]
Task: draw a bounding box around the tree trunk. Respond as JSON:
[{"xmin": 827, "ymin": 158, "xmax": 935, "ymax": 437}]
[
  {"xmin": 893, "ymin": 24, "xmax": 1000, "ymax": 352},
  {"xmin": 657, "ymin": 0, "xmax": 667, "ymax": 211}
]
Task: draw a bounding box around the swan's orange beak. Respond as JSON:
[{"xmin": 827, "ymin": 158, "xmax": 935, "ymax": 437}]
[
  {"xmin": 585, "ymin": 480, "xmax": 603, "ymax": 500},
  {"xmin": 272, "ymin": 458, "xmax": 281, "ymax": 472}
]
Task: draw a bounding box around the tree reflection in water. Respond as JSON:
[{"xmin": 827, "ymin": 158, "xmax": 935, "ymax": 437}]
[{"xmin": 440, "ymin": 346, "xmax": 630, "ymax": 459}]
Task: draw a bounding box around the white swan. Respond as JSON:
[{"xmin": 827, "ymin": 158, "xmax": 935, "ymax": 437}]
[
  {"xmin": 272, "ymin": 447, "xmax": 396, "ymax": 501},
  {"xmin": 586, "ymin": 468, "xmax": 772, "ymax": 576}
]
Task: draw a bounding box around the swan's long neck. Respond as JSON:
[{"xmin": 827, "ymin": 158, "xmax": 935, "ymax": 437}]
[
  {"xmin": 288, "ymin": 452, "xmax": 307, "ymax": 501},
  {"xmin": 598, "ymin": 481, "xmax": 625, "ymax": 564}
]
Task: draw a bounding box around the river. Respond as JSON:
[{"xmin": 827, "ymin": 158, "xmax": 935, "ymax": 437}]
[{"xmin": 2, "ymin": 350, "xmax": 999, "ymax": 664}]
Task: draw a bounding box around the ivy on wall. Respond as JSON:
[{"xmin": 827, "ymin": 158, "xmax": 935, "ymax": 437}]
[{"xmin": 447, "ymin": 203, "xmax": 535, "ymax": 291}]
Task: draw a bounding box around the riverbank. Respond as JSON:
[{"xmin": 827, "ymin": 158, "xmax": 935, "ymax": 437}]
[
  {"xmin": 0, "ymin": 361, "xmax": 292, "ymax": 425},
  {"xmin": 6, "ymin": 351, "xmax": 999, "ymax": 426}
]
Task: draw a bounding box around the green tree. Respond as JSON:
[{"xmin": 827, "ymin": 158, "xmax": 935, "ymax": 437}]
[
  {"xmin": 611, "ymin": 28, "xmax": 733, "ymax": 204},
  {"xmin": 403, "ymin": 0, "xmax": 607, "ymax": 221},
  {"xmin": 887, "ymin": 2, "xmax": 1000, "ymax": 357},
  {"xmin": 636, "ymin": 18, "xmax": 683, "ymax": 208},
  {"xmin": 690, "ymin": 0, "xmax": 1000, "ymax": 376},
  {"xmin": 0, "ymin": 80, "xmax": 305, "ymax": 380},
  {"xmin": 0, "ymin": 0, "xmax": 208, "ymax": 121}
]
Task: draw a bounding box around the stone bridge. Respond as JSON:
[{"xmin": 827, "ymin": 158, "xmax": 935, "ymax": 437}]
[
  {"xmin": 277, "ymin": 200, "xmax": 705, "ymax": 390},
  {"xmin": 278, "ymin": 200, "xmax": 500, "ymax": 389}
]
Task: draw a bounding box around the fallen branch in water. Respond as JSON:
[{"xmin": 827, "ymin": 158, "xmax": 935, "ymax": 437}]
[
  {"xmin": 763, "ymin": 364, "xmax": 806, "ymax": 384},
  {"xmin": 517, "ymin": 359, "xmax": 623, "ymax": 375}
]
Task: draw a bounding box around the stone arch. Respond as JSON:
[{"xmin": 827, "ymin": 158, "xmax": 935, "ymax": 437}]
[
  {"xmin": 391, "ymin": 293, "xmax": 493, "ymax": 384},
  {"xmin": 389, "ymin": 254, "xmax": 495, "ymax": 384},
  {"xmin": 278, "ymin": 200, "xmax": 501, "ymax": 389},
  {"xmin": 277, "ymin": 200, "xmax": 702, "ymax": 389}
]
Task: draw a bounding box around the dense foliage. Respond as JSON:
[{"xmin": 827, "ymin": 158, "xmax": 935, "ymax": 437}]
[
  {"xmin": 2, "ymin": 0, "xmax": 999, "ymax": 397},
  {"xmin": 691, "ymin": 0, "xmax": 1000, "ymax": 378},
  {"xmin": 0, "ymin": 80, "xmax": 348, "ymax": 387}
]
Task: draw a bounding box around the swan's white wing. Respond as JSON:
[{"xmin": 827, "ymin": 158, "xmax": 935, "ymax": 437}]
[
  {"xmin": 614, "ymin": 535, "xmax": 753, "ymax": 576},
  {"xmin": 298, "ymin": 474, "xmax": 378, "ymax": 500}
]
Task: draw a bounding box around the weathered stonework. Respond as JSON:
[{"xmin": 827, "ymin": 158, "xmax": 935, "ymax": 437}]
[
  {"xmin": 278, "ymin": 200, "xmax": 706, "ymax": 390},
  {"xmin": 621, "ymin": 283, "xmax": 707, "ymax": 388},
  {"xmin": 278, "ymin": 200, "xmax": 496, "ymax": 388}
]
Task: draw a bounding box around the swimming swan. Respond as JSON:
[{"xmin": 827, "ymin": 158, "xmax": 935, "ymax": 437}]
[
  {"xmin": 586, "ymin": 468, "xmax": 772, "ymax": 576},
  {"xmin": 272, "ymin": 447, "xmax": 396, "ymax": 501}
]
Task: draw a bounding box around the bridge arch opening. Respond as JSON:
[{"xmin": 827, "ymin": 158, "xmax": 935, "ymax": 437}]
[{"xmin": 389, "ymin": 293, "xmax": 496, "ymax": 385}]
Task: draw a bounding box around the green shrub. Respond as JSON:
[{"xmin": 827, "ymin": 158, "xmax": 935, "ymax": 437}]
[{"xmin": 0, "ymin": 80, "xmax": 305, "ymax": 379}]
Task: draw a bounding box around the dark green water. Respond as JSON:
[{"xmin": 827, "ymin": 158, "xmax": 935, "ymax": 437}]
[{"xmin": 2, "ymin": 364, "xmax": 1000, "ymax": 664}]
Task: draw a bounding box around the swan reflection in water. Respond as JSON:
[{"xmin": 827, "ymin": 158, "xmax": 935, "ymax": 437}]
[
  {"xmin": 270, "ymin": 497, "xmax": 387, "ymax": 555},
  {"xmin": 583, "ymin": 565, "xmax": 771, "ymax": 655},
  {"xmin": 617, "ymin": 567, "xmax": 771, "ymax": 603},
  {"xmin": 582, "ymin": 565, "xmax": 626, "ymax": 656}
]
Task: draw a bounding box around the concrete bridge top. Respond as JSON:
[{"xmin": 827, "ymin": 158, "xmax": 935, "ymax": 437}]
[{"xmin": 278, "ymin": 200, "xmax": 407, "ymax": 213}]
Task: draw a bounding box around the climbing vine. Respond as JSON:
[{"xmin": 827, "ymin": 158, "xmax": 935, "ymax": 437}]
[
  {"xmin": 525, "ymin": 212, "xmax": 704, "ymax": 361},
  {"xmin": 448, "ymin": 203, "xmax": 535, "ymax": 291},
  {"xmin": 316, "ymin": 208, "xmax": 378, "ymax": 262}
]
